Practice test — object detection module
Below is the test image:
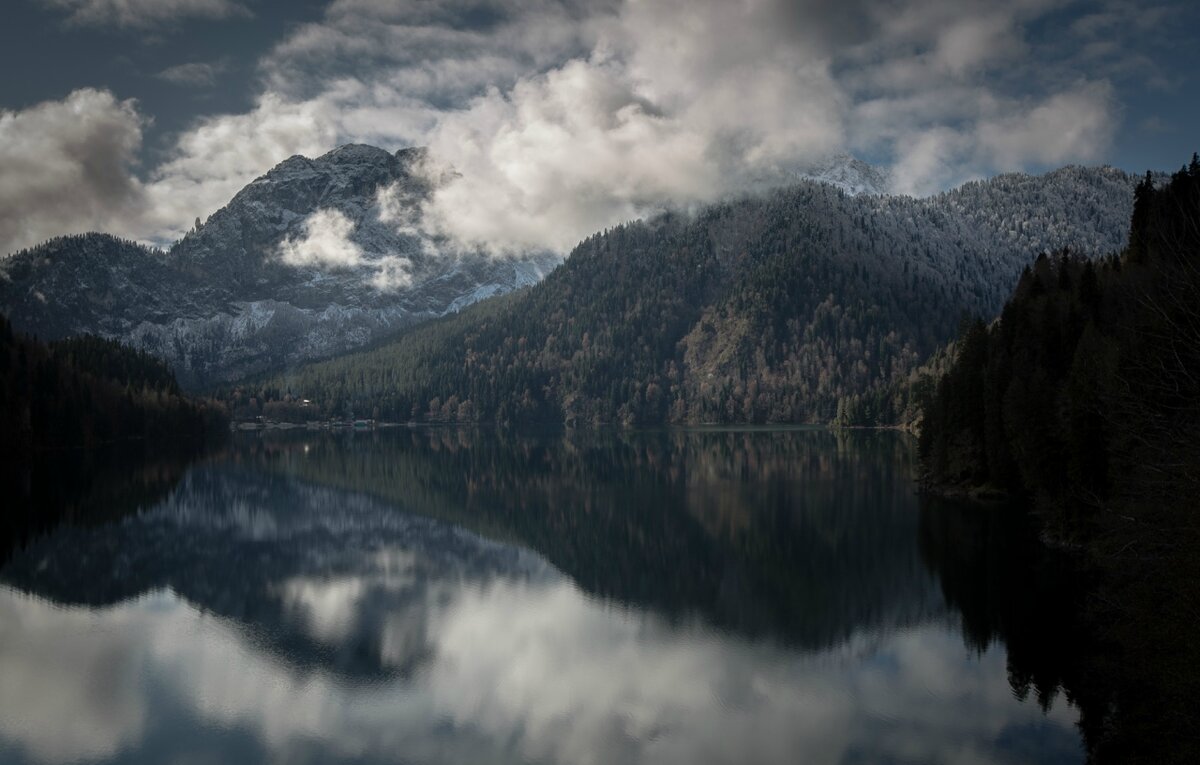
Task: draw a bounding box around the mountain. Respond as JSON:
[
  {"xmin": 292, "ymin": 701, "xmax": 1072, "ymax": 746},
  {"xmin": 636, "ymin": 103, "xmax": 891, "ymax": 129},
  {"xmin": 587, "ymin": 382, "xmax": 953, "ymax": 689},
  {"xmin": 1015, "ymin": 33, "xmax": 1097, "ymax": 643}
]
[
  {"xmin": 0, "ymin": 145, "xmax": 558, "ymax": 388},
  {"xmin": 243, "ymin": 165, "xmax": 1140, "ymax": 425},
  {"xmin": 920, "ymin": 162, "xmax": 1200, "ymax": 505},
  {"xmin": 794, "ymin": 154, "xmax": 892, "ymax": 196}
]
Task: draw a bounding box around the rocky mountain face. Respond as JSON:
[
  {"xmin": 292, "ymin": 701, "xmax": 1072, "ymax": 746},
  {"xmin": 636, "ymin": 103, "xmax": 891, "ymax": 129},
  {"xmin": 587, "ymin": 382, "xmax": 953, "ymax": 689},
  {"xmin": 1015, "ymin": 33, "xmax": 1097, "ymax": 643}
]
[
  {"xmin": 0, "ymin": 145, "xmax": 558, "ymax": 388},
  {"xmin": 255, "ymin": 164, "xmax": 1143, "ymax": 426}
]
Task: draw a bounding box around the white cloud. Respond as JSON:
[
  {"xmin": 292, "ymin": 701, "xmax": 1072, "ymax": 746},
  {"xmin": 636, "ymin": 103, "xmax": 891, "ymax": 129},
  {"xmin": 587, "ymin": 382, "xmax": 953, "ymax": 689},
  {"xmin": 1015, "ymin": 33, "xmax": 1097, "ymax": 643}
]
[
  {"xmin": 279, "ymin": 576, "xmax": 368, "ymax": 644},
  {"xmin": 977, "ymin": 81, "xmax": 1117, "ymax": 169},
  {"xmin": 40, "ymin": 0, "xmax": 250, "ymax": 28},
  {"xmin": 0, "ymin": 88, "xmax": 146, "ymax": 255},
  {"xmin": 371, "ymin": 255, "xmax": 415, "ymax": 290},
  {"xmin": 357, "ymin": 0, "xmax": 849, "ymax": 253},
  {"xmin": 157, "ymin": 61, "xmax": 225, "ymax": 88},
  {"xmin": 279, "ymin": 209, "xmax": 364, "ymax": 269},
  {"xmin": 2, "ymin": 0, "xmax": 1139, "ymax": 258},
  {"xmin": 886, "ymin": 81, "xmax": 1118, "ymax": 195},
  {"xmin": 889, "ymin": 127, "xmax": 976, "ymax": 197},
  {"xmin": 325, "ymin": 0, "xmax": 1116, "ymax": 252},
  {"xmin": 277, "ymin": 207, "xmax": 415, "ymax": 290},
  {"xmin": 140, "ymin": 93, "xmax": 340, "ymax": 242},
  {"xmin": 419, "ymin": 60, "xmax": 732, "ymax": 253},
  {"xmin": 261, "ymin": 0, "xmax": 605, "ymax": 102}
]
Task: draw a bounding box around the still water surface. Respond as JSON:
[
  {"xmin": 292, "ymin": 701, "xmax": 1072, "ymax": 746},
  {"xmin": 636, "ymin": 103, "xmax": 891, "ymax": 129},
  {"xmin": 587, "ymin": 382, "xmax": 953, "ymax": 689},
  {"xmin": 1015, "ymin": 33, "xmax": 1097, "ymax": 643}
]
[{"xmin": 0, "ymin": 428, "xmax": 1084, "ymax": 764}]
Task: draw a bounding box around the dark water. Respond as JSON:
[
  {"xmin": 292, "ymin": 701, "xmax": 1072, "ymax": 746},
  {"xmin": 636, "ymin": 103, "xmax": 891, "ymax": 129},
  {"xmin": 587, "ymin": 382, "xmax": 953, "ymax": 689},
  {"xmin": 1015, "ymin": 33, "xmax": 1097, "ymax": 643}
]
[{"xmin": 0, "ymin": 428, "xmax": 1087, "ymax": 765}]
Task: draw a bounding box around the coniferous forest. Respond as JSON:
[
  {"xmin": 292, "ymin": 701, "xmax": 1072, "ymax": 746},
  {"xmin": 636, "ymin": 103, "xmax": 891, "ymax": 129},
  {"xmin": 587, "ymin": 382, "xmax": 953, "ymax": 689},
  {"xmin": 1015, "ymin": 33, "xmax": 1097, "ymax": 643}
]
[
  {"xmin": 0, "ymin": 317, "xmax": 228, "ymax": 455},
  {"xmin": 918, "ymin": 157, "xmax": 1200, "ymax": 763},
  {"xmin": 225, "ymin": 170, "xmax": 1135, "ymax": 425},
  {"xmin": 920, "ymin": 159, "xmax": 1199, "ymax": 512}
]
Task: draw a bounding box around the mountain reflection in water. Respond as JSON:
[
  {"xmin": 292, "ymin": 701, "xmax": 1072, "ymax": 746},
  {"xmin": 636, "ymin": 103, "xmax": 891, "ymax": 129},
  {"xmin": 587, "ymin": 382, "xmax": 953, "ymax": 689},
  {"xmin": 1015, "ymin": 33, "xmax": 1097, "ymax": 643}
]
[{"xmin": 0, "ymin": 428, "xmax": 1085, "ymax": 765}]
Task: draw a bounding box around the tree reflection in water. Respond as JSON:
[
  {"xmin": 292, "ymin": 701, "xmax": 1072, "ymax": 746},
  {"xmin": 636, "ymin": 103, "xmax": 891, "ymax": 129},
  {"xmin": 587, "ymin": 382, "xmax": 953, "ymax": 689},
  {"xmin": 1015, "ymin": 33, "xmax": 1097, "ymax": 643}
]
[{"xmin": 0, "ymin": 428, "xmax": 1091, "ymax": 765}]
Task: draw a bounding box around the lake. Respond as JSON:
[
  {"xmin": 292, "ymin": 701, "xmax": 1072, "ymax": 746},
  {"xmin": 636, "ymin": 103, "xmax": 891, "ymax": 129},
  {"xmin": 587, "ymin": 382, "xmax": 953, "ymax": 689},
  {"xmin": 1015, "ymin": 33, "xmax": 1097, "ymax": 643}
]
[{"xmin": 0, "ymin": 427, "xmax": 1087, "ymax": 764}]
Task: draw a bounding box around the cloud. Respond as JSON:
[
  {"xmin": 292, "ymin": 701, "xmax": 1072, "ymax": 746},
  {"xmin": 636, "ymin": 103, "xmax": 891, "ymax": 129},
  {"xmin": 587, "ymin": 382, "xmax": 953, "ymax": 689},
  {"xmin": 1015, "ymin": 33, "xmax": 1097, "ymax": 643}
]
[
  {"xmin": 278, "ymin": 208, "xmax": 414, "ymax": 290},
  {"xmin": 139, "ymin": 93, "xmax": 340, "ymax": 242},
  {"xmin": 933, "ymin": 14, "xmax": 1027, "ymax": 76},
  {"xmin": 1, "ymin": 0, "xmax": 1148, "ymax": 258},
  {"xmin": 279, "ymin": 209, "xmax": 364, "ymax": 269},
  {"xmin": 1139, "ymin": 115, "xmax": 1171, "ymax": 135},
  {"xmin": 885, "ymin": 81, "xmax": 1118, "ymax": 195},
  {"xmin": 419, "ymin": 60, "xmax": 736, "ymax": 253},
  {"xmin": 40, "ymin": 0, "xmax": 250, "ymax": 28},
  {"xmin": 157, "ymin": 61, "xmax": 225, "ymax": 88},
  {"xmin": 0, "ymin": 85, "xmax": 420, "ymax": 251},
  {"xmin": 977, "ymin": 81, "xmax": 1117, "ymax": 169},
  {"xmin": 261, "ymin": 0, "xmax": 607, "ymax": 103},
  {"xmin": 325, "ymin": 0, "xmax": 1117, "ymax": 252},
  {"xmin": 317, "ymin": 0, "xmax": 851, "ymax": 253},
  {"xmin": 0, "ymin": 88, "xmax": 146, "ymax": 255},
  {"xmin": 0, "ymin": 87, "xmax": 344, "ymax": 258},
  {"xmin": 370, "ymin": 255, "xmax": 414, "ymax": 290},
  {"xmin": 889, "ymin": 127, "xmax": 975, "ymax": 198},
  {"xmin": 1067, "ymin": 1, "xmax": 1178, "ymax": 92}
]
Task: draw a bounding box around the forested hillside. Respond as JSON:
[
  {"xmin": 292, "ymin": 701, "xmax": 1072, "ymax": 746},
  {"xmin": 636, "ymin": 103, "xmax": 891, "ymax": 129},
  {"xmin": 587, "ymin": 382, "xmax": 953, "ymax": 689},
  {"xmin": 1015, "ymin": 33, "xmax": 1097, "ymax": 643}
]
[
  {"xmin": 920, "ymin": 159, "xmax": 1199, "ymax": 508},
  {"xmin": 918, "ymin": 157, "xmax": 1200, "ymax": 764},
  {"xmin": 239, "ymin": 166, "xmax": 1137, "ymax": 425},
  {"xmin": 0, "ymin": 316, "xmax": 227, "ymax": 454}
]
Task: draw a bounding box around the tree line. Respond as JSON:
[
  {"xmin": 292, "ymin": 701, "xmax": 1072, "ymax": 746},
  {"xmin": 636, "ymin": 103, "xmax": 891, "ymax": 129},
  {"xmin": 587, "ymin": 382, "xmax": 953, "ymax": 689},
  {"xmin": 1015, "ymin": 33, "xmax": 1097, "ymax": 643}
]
[
  {"xmin": 0, "ymin": 316, "xmax": 228, "ymax": 455},
  {"xmin": 918, "ymin": 156, "xmax": 1200, "ymax": 764},
  {"xmin": 224, "ymin": 168, "xmax": 1136, "ymax": 426},
  {"xmin": 919, "ymin": 157, "xmax": 1200, "ymax": 511}
]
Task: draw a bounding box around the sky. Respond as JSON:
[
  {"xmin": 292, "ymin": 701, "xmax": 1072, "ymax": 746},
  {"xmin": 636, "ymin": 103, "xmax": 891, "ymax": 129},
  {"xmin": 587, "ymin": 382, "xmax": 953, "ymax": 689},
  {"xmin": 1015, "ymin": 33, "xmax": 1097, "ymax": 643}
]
[{"xmin": 0, "ymin": 0, "xmax": 1197, "ymax": 257}]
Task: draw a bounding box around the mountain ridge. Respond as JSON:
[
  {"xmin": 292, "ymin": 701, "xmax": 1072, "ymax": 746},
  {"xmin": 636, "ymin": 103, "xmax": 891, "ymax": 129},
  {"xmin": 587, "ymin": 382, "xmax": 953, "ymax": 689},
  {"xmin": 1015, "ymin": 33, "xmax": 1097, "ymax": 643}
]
[
  {"xmin": 0, "ymin": 144, "xmax": 558, "ymax": 388},
  {"xmin": 241, "ymin": 163, "xmax": 1141, "ymax": 425},
  {"xmin": 0, "ymin": 148, "xmax": 1147, "ymax": 400}
]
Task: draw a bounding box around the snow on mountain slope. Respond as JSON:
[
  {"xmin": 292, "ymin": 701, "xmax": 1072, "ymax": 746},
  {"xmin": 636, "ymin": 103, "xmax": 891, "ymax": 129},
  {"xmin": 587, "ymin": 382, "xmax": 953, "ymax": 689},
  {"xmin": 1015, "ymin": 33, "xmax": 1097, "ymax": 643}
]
[
  {"xmin": 0, "ymin": 148, "xmax": 1141, "ymax": 392},
  {"xmin": 795, "ymin": 155, "xmax": 893, "ymax": 196},
  {"xmin": 0, "ymin": 145, "xmax": 559, "ymax": 388}
]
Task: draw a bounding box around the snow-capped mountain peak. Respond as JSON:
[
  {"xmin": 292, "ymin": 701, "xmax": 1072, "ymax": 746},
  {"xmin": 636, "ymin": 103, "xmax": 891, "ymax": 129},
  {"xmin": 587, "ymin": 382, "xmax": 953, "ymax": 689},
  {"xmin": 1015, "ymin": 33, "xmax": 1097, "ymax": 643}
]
[{"xmin": 0, "ymin": 145, "xmax": 559, "ymax": 388}]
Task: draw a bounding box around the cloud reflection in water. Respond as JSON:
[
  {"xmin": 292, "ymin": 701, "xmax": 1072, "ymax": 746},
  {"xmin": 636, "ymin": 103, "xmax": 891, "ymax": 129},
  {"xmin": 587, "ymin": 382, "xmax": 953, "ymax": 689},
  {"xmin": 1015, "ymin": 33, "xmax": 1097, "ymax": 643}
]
[{"xmin": 0, "ymin": 430, "xmax": 1084, "ymax": 765}]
